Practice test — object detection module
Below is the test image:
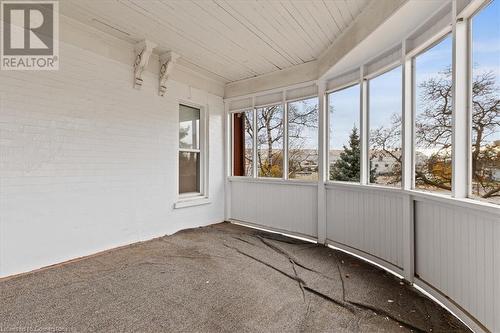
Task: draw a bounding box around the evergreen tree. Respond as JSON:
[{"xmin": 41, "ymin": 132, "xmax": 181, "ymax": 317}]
[{"xmin": 330, "ymin": 126, "xmax": 361, "ymax": 182}]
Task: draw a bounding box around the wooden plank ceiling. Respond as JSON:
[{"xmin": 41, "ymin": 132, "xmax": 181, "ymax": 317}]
[{"xmin": 60, "ymin": 0, "xmax": 371, "ymax": 83}]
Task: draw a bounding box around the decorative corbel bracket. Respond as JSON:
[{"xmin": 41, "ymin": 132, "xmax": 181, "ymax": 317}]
[
  {"xmin": 133, "ymin": 40, "xmax": 157, "ymax": 89},
  {"xmin": 159, "ymin": 51, "xmax": 180, "ymax": 96}
]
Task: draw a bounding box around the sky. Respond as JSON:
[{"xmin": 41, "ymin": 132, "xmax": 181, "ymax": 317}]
[
  {"xmin": 473, "ymin": 0, "xmax": 500, "ymax": 79},
  {"xmin": 472, "ymin": 0, "xmax": 500, "ymax": 143},
  {"xmin": 368, "ymin": 66, "xmax": 402, "ymax": 134},
  {"xmin": 414, "ymin": 34, "xmax": 452, "ymax": 156},
  {"xmin": 288, "ymin": 97, "xmax": 318, "ymax": 150},
  {"xmin": 328, "ymin": 85, "xmax": 359, "ymax": 150}
]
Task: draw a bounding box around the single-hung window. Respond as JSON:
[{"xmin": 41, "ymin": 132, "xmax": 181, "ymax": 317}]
[{"xmin": 179, "ymin": 104, "xmax": 201, "ymax": 195}]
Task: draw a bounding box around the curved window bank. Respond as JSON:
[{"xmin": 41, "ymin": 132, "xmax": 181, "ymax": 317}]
[{"xmin": 225, "ymin": 1, "xmax": 500, "ymax": 332}]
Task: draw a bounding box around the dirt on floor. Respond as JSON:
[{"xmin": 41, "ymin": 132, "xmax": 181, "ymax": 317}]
[{"xmin": 0, "ymin": 222, "xmax": 470, "ymax": 333}]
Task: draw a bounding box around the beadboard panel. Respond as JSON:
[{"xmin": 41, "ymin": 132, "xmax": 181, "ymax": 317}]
[
  {"xmin": 326, "ymin": 186, "xmax": 404, "ymax": 269},
  {"xmin": 60, "ymin": 0, "xmax": 370, "ymax": 82},
  {"xmin": 230, "ymin": 180, "xmax": 317, "ymax": 238},
  {"xmin": 415, "ymin": 200, "xmax": 499, "ymax": 333}
]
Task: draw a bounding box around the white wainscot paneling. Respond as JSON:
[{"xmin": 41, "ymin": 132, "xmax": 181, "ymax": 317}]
[
  {"xmin": 326, "ymin": 186, "xmax": 404, "ymax": 270},
  {"xmin": 415, "ymin": 200, "xmax": 500, "ymax": 333},
  {"xmin": 230, "ymin": 180, "xmax": 317, "ymax": 239}
]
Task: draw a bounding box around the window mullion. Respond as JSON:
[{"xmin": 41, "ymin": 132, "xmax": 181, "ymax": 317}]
[
  {"xmin": 283, "ymin": 98, "xmax": 289, "ymax": 180},
  {"xmin": 360, "ymin": 66, "xmax": 369, "ymax": 185},
  {"xmin": 452, "ymin": 5, "xmax": 469, "ymax": 198},
  {"xmin": 252, "ymin": 98, "xmax": 257, "ymax": 178},
  {"xmin": 402, "ymin": 42, "xmax": 414, "ymax": 191}
]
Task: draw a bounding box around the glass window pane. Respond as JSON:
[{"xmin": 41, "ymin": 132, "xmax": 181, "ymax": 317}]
[
  {"xmin": 470, "ymin": 0, "xmax": 500, "ymax": 204},
  {"xmin": 257, "ymin": 105, "xmax": 283, "ymax": 178},
  {"xmin": 368, "ymin": 66, "xmax": 402, "ymax": 187},
  {"xmin": 328, "ymin": 85, "xmax": 361, "ymax": 182},
  {"xmin": 232, "ymin": 110, "xmax": 254, "ymax": 177},
  {"xmin": 414, "ymin": 35, "xmax": 453, "ymax": 194},
  {"xmin": 288, "ymin": 97, "xmax": 319, "ymax": 180},
  {"xmin": 179, "ymin": 152, "xmax": 200, "ymax": 194},
  {"xmin": 179, "ymin": 104, "xmax": 200, "ymax": 149}
]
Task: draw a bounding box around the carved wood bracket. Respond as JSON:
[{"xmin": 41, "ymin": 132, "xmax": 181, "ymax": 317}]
[
  {"xmin": 159, "ymin": 51, "xmax": 180, "ymax": 96},
  {"xmin": 133, "ymin": 40, "xmax": 157, "ymax": 89}
]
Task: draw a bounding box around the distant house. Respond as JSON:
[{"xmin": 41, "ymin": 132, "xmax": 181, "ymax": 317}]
[
  {"xmin": 329, "ymin": 149, "xmax": 400, "ymax": 174},
  {"xmin": 368, "ymin": 151, "xmax": 400, "ymax": 174}
]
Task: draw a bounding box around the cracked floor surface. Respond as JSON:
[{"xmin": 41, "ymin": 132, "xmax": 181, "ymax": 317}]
[{"xmin": 0, "ymin": 222, "xmax": 470, "ymax": 333}]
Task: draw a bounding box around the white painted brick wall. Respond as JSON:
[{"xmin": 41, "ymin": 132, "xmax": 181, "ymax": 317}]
[{"xmin": 0, "ymin": 18, "xmax": 225, "ymax": 278}]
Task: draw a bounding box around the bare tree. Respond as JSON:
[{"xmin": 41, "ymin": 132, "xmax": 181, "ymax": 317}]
[
  {"xmin": 414, "ymin": 67, "xmax": 454, "ymax": 191},
  {"xmin": 256, "ymin": 105, "xmax": 284, "ymax": 177},
  {"xmin": 371, "ymin": 67, "xmax": 499, "ymax": 198},
  {"xmin": 246, "ymin": 102, "xmax": 317, "ymax": 178},
  {"xmin": 470, "ymin": 71, "xmax": 500, "ymax": 198},
  {"xmin": 369, "ymin": 113, "xmax": 402, "ymax": 185},
  {"xmin": 288, "ymin": 101, "xmax": 318, "ymax": 178}
]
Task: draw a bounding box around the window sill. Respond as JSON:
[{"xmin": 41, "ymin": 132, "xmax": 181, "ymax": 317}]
[{"xmin": 174, "ymin": 197, "xmax": 211, "ymax": 209}]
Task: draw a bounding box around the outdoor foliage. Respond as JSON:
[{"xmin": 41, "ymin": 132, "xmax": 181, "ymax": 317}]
[{"xmin": 330, "ymin": 126, "xmax": 361, "ymax": 182}]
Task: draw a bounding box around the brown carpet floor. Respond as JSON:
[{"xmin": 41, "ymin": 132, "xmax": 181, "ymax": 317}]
[{"xmin": 0, "ymin": 222, "xmax": 470, "ymax": 332}]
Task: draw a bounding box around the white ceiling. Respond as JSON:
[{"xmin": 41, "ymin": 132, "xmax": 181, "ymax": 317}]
[{"xmin": 60, "ymin": 0, "xmax": 371, "ymax": 83}]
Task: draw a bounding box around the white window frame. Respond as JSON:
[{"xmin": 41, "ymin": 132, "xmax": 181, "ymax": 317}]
[
  {"xmin": 465, "ymin": 0, "xmax": 498, "ymax": 203},
  {"xmin": 224, "ymin": 0, "xmax": 500, "ymax": 210},
  {"xmin": 229, "ymin": 94, "xmax": 321, "ymax": 183},
  {"xmin": 175, "ymin": 101, "xmax": 209, "ymax": 208},
  {"xmin": 410, "ymin": 32, "xmax": 453, "ymax": 195},
  {"xmin": 255, "ymin": 102, "xmax": 285, "ymax": 180},
  {"xmin": 286, "ymin": 95, "xmax": 320, "ymax": 182},
  {"xmin": 229, "ymin": 108, "xmax": 255, "ymax": 178},
  {"xmin": 326, "ymin": 82, "xmax": 362, "ymax": 184},
  {"xmin": 365, "ymin": 64, "xmax": 404, "ymax": 188}
]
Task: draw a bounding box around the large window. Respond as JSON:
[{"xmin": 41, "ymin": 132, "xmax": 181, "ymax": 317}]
[
  {"xmin": 470, "ymin": 0, "xmax": 500, "ymax": 204},
  {"xmin": 368, "ymin": 66, "xmax": 402, "ymax": 187},
  {"xmin": 232, "ymin": 110, "xmax": 254, "ymax": 177},
  {"xmin": 179, "ymin": 104, "xmax": 202, "ymax": 195},
  {"xmin": 328, "ymin": 84, "xmax": 361, "ymax": 182},
  {"xmin": 257, "ymin": 104, "xmax": 284, "ymax": 178},
  {"xmin": 414, "ymin": 35, "xmax": 453, "ymax": 194},
  {"xmin": 288, "ymin": 97, "xmax": 319, "ymax": 180}
]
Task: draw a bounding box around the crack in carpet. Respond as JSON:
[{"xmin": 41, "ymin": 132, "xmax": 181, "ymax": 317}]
[{"xmin": 226, "ymin": 239, "xmax": 428, "ymax": 332}]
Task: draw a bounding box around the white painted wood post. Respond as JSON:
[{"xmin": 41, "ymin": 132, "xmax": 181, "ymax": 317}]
[
  {"xmin": 283, "ymin": 92, "xmax": 289, "ymax": 180},
  {"xmin": 224, "ymin": 103, "xmax": 231, "ymax": 221},
  {"xmin": 252, "ymin": 97, "xmax": 258, "ymax": 178},
  {"xmin": 452, "ymin": 2, "xmax": 469, "ymax": 199},
  {"xmin": 402, "ymin": 41, "xmax": 415, "ymax": 283},
  {"xmin": 317, "ymin": 80, "xmax": 327, "ymax": 244},
  {"xmin": 402, "ymin": 41, "xmax": 414, "ymax": 191},
  {"xmin": 360, "ymin": 66, "xmax": 369, "ymax": 185}
]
